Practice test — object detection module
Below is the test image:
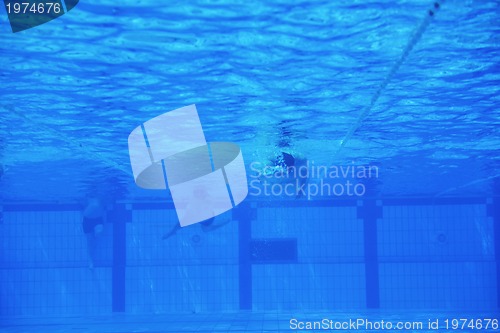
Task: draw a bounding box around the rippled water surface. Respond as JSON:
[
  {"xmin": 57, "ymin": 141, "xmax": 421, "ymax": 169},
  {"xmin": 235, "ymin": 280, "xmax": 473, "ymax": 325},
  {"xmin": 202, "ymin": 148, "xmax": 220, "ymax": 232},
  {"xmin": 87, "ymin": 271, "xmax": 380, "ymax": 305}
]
[{"xmin": 0, "ymin": 0, "xmax": 498, "ymax": 200}]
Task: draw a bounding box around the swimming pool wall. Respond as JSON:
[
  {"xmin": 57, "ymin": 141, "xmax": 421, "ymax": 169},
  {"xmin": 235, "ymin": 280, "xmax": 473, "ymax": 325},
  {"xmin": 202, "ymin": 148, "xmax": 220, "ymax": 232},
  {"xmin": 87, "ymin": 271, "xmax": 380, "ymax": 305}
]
[{"xmin": 0, "ymin": 196, "xmax": 498, "ymax": 316}]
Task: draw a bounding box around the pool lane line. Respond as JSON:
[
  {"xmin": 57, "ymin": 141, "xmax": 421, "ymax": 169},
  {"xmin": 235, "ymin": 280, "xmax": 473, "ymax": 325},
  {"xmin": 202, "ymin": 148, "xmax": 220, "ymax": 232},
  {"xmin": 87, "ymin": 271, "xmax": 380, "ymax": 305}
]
[{"xmin": 333, "ymin": 1, "xmax": 444, "ymax": 159}]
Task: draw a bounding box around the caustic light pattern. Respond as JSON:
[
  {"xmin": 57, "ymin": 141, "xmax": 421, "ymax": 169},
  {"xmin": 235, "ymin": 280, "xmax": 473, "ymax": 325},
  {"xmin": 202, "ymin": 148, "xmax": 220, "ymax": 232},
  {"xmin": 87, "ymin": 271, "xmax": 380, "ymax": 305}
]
[{"xmin": 128, "ymin": 105, "xmax": 248, "ymax": 227}]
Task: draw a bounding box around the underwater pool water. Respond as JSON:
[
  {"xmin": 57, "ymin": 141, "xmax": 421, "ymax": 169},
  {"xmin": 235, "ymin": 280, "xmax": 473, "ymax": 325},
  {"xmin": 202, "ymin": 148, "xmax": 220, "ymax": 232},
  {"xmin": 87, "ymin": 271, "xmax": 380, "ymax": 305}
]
[{"xmin": 0, "ymin": 0, "xmax": 499, "ymax": 332}]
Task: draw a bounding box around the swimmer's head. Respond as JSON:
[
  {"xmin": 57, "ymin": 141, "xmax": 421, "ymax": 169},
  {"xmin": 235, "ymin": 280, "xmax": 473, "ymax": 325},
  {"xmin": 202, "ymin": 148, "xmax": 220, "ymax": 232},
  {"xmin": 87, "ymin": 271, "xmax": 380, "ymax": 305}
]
[
  {"xmin": 262, "ymin": 152, "xmax": 296, "ymax": 177},
  {"xmin": 276, "ymin": 152, "xmax": 295, "ymax": 168}
]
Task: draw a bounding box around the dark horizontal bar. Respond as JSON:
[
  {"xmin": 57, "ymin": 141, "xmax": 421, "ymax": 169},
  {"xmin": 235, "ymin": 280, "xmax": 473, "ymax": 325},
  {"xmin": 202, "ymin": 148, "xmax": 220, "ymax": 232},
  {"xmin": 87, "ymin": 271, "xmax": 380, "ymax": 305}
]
[
  {"xmin": 0, "ymin": 197, "xmax": 491, "ymax": 212},
  {"xmin": 2, "ymin": 204, "xmax": 81, "ymax": 212},
  {"xmin": 132, "ymin": 202, "xmax": 175, "ymax": 210},
  {"xmin": 382, "ymin": 197, "xmax": 487, "ymax": 206},
  {"xmin": 254, "ymin": 199, "xmax": 358, "ymax": 208}
]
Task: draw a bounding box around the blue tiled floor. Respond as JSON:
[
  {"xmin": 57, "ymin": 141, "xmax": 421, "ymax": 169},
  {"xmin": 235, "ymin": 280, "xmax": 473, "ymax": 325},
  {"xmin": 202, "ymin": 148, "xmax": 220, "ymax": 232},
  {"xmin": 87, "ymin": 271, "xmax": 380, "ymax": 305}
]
[{"xmin": 1, "ymin": 311, "xmax": 499, "ymax": 332}]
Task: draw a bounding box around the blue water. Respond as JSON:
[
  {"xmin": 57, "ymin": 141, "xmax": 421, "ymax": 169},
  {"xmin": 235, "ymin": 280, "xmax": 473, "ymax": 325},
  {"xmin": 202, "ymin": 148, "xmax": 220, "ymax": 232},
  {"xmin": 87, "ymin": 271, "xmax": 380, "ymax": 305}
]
[{"xmin": 0, "ymin": 0, "xmax": 499, "ymax": 332}]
